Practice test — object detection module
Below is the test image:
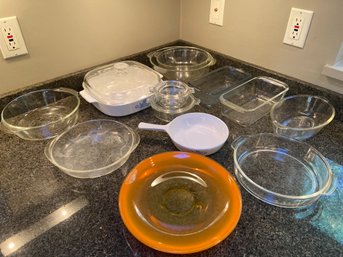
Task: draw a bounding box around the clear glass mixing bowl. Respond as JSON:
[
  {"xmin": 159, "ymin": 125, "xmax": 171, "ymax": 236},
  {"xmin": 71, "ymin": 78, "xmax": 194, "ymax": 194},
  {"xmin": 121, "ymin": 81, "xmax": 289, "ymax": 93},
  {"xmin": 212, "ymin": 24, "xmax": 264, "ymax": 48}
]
[
  {"xmin": 1, "ymin": 87, "xmax": 80, "ymax": 140},
  {"xmin": 270, "ymin": 95, "xmax": 336, "ymax": 140}
]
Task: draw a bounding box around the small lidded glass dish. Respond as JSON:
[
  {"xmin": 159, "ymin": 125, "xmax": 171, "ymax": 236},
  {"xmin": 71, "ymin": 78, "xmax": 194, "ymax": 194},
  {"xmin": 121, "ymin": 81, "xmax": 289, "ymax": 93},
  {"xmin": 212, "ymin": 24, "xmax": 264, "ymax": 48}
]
[{"xmin": 150, "ymin": 80, "xmax": 200, "ymax": 122}]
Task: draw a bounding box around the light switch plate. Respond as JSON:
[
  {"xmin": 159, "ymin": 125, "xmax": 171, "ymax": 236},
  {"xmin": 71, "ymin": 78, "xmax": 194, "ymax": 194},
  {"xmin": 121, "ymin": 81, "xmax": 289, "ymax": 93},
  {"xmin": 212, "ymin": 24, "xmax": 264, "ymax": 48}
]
[
  {"xmin": 209, "ymin": 0, "xmax": 225, "ymax": 26},
  {"xmin": 0, "ymin": 16, "xmax": 28, "ymax": 59},
  {"xmin": 283, "ymin": 8, "xmax": 314, "ymax": 48}
]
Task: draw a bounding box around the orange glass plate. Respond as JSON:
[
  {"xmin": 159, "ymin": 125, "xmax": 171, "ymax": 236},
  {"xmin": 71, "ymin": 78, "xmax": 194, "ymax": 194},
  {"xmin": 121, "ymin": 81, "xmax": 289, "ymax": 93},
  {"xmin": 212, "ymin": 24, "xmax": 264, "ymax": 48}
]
[{"xmin": 119, "ymin": 152, "xmax": 242, "ymax": 254}]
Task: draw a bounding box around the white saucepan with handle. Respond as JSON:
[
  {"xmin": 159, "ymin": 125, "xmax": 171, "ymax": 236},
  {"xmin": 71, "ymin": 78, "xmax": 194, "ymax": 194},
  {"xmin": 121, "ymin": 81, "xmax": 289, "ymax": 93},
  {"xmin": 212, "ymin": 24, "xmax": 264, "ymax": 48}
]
[{"xmin": 138, "ymin": 112, "xmax": 229, "ymax": 155}]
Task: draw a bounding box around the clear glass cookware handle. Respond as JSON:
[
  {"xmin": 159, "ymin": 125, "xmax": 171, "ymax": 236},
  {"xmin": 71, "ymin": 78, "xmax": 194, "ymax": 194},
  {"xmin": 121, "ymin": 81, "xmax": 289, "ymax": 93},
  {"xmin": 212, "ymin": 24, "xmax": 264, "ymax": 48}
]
[
  {"xmin": 147, "ymin": 46, "xmax": 173, "ymax": 60},
  {"xmin": 322, "ymin": 173, "xmax": 337, "ymax": 196},
  {"xmin": 44, "ymin": 138, "xmax": 56, "ymax": 163},
  {"xmin": 131, "ymin": 131, "xmax": 141, "ymax": 152},
  {"xmin": 231, "ymin": 135, "xmax": 247, "ymax": 150},
  {"xmin": 55, "ymin": 87, "xmax": 79, "ymax": 96},
  {"xmin": 0, "ymin": 122, "xmax": 14, "ymax": 134}
]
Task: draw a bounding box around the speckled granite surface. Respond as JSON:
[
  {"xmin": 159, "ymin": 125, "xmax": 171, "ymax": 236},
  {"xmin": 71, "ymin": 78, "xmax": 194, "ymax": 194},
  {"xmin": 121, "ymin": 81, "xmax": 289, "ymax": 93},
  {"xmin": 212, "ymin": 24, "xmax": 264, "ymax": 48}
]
[{"xmin": 0, "ymin": 41, "xmax": 342, "ymax": 257}]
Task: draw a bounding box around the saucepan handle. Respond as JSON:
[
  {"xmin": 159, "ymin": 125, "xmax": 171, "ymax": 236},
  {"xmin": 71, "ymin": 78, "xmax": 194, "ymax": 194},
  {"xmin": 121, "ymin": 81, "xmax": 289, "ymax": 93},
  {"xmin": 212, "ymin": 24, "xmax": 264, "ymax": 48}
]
[{"xmin": 138, "ymin": 122, "xmax": 168, "ymax": 133}]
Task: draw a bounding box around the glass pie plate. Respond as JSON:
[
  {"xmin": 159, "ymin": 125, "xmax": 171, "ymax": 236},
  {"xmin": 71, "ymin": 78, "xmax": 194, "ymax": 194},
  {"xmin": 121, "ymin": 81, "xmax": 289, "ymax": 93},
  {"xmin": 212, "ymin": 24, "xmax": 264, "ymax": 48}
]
[
  {"xmin": 119, "ymin": 152, "xmax": 242, "ymax": 254},
  {"xmin": 45, "ymin": 119, "xmax": 140, "ymax": 178},
  {"xmin": 231, "ymin": 133, "xmax": 334, "ymax": 208}
]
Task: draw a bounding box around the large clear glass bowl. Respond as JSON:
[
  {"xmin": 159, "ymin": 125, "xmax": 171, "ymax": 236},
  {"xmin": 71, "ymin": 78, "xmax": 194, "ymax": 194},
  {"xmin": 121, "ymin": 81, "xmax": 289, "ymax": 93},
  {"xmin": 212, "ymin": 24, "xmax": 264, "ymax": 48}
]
[
  {"xmin": 148, "ymin": 46, "xmax": 216, "ymax": 82},
  {"xmin": 154, "ymin": 46, "xmax": 214, "ymax": 68},
  {"xmin": 1, "ymin": 87, "xmax": 80, "ymax": 140}
]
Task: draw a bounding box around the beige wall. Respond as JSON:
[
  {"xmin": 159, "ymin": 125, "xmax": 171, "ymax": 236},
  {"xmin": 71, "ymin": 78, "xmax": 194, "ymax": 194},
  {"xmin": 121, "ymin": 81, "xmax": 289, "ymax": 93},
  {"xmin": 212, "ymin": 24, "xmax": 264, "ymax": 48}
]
[
  {"xmin": 1, "ymin": 0, "xmax": 342, "ymax": 96},
  {"xmin": 0, "ymin": 0, "xmax": 180, "ymax": 95},
  {"xmin": 180, "ymin": 0, "xmax": 343, "ymax": 94}
]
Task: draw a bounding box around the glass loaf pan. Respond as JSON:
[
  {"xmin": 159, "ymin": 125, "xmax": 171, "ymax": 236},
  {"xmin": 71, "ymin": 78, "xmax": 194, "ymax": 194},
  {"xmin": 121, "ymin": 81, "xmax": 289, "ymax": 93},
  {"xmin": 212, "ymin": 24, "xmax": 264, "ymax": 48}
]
[{"xmin": 219, "ymin": 76, "xmax": 289, "ymax": 127}]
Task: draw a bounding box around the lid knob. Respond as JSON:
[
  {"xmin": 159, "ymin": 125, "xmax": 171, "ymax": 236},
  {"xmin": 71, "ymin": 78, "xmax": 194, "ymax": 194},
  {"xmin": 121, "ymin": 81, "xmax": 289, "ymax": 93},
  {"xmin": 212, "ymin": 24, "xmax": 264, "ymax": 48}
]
[{"xmin": 113, "ymin": 62, "xmax": 129, "ymax": 71}]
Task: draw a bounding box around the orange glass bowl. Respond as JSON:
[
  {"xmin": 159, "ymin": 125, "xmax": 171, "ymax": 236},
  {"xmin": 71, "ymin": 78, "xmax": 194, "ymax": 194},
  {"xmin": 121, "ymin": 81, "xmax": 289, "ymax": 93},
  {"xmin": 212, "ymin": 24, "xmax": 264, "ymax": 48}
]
[{"xmin": 119, "ymin": 152, "xmax": 242, "ymax": 254}]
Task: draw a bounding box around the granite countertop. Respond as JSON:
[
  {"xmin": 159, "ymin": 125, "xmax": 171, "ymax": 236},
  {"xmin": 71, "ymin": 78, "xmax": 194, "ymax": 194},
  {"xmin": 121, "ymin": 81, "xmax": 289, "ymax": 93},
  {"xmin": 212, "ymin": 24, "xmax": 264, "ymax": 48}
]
[{"xmin": 0, "ymin": 44, "xmax": 343, "ymax": 257}]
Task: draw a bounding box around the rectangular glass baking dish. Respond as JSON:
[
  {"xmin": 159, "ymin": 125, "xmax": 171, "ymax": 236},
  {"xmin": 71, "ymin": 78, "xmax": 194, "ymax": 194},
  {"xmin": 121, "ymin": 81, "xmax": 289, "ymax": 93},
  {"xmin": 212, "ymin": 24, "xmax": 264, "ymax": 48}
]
[{"xmin": 219, "ymin": 76, "xmax": 289, "ymax": 126}]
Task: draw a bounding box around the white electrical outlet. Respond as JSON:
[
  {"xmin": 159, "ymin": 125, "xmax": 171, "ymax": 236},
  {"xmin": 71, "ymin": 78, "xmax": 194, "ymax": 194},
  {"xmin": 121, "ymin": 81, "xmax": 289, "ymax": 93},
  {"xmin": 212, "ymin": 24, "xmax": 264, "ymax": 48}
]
[
  {"xmin": 1, "ymin": 26, "xmax": 20, "ymax": 51},
  {"xmin": 289, "ymin": 16, "xmax": 304, "ymax": 40},
  {"xmin": 0, "ymin": 16, "xmax": 28, "ymax": 59},
  {"xmin": 283, "ymin": 8, "xmax": 314, "ymax": 48},
  {"xmin": 209, "ymin": 0, "xmax": 225, "ymax": 26}
]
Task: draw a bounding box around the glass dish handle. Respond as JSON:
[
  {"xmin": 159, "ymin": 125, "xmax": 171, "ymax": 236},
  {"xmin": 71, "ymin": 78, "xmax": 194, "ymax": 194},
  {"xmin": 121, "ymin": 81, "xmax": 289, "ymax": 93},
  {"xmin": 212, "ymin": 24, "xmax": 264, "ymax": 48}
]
[
  {"xmin": 0, "ymin": 122, "xmax": 14, "ymax": 134},
  {"xmin": 323, "ymin": 173, "xmax": 338, "ymax": 196},
  {"xmin": 231, "ymin": 135, "xmax": 247, "ymax": 150},
  {"xmin": 55, "ymin": 87, "xmax": 78, "ymax": 96}
]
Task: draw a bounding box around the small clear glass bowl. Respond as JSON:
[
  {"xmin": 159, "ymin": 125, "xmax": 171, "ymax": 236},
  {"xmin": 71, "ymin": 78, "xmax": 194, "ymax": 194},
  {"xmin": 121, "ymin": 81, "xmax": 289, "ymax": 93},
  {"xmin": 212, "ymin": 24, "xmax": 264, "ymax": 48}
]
[
  {"xmin": 270, "ymin": 95, "xmax": 335, "ymax": 140},
  {"xmin": 1, "ymin": 87, "xmax": 80, "ymax": 140},
  {"xmin": 151, "ymin": 80, "xmax": 194, "ymax": 108},
  {"xmin": 150, "ymin": 80, "xmax": 200, "ymax": 121}
]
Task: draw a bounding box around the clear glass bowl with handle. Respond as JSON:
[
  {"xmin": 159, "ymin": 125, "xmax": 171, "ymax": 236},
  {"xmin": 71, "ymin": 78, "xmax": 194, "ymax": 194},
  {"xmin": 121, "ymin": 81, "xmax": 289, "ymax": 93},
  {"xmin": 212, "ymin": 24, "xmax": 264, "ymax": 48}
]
[
  {"xmin": 270, "ymin": 95, "xmax": 336, "ymax": 140},
  {"xmin": 231, "ymin": 133, "xmax": 334, "ymax": 208},
  {"xmin": 44, "ymin": 119, "xmax": 140, "ymax": 178}
]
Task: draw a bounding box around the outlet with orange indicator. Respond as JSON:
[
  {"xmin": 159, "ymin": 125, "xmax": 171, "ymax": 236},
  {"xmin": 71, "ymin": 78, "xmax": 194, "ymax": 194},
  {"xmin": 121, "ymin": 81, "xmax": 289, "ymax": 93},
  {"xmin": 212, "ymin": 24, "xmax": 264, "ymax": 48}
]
[
  {"xmin": 290, "ymin": 17, "xmax": 304, "ymax": 40},
  {"xmin": 283, "ymin": 8, "xmax": 314, "ymax": 49},
  {"xmin": 0, "ymin": 16, "xmax": 28, "ymax": 59},
  {"xmin": 1, "ymin": 26, "xmax": 20, "ymax": 51}
]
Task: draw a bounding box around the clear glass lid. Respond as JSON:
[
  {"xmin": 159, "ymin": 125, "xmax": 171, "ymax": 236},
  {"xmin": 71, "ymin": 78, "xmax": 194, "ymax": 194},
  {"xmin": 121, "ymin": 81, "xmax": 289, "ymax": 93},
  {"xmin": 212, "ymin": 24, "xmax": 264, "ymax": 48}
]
[{"xmin": 83, "ymin": 61, "xmax": 162, "ymax": 105}]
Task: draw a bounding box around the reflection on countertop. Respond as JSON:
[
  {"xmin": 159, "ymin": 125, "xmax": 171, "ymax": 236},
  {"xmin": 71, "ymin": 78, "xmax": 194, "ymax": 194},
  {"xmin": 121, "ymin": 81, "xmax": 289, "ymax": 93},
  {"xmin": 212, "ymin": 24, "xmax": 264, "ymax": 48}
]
[
  {"xmin": 295, "ymin": 159, "xmax": 343, "ymax": 245},
  {"xmin": 0, "ymin": 196, "xmax": 88, "ymax": 256}
]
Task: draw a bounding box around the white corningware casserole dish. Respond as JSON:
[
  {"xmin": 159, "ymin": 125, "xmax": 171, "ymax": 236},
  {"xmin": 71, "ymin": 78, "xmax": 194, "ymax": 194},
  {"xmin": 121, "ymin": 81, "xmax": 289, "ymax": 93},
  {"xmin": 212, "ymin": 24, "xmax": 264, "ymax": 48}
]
[{"xmin": 80, "ymin": 61, "xmax": 163, "ymax": 117}]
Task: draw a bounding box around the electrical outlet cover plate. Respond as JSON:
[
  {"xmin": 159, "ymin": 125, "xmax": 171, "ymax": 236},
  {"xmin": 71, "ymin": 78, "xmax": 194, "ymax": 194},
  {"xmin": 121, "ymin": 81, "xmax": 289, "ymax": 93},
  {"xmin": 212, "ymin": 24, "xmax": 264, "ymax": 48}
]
[
  {"xmin": 209, "ymin": 0, "xmax": 225, "ymax": 26},
  {"xmin": 0, "ymin": 16, "xmax": 28, "ymax": 59},
  {"xmin": 283, "ymin": 8, "xmax": 314, "ymax": 48}
]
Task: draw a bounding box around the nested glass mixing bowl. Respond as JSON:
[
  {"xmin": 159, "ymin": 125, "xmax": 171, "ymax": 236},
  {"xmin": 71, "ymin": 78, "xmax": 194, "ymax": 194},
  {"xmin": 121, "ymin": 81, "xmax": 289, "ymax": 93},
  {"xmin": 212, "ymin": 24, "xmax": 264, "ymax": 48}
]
[
  {"xmin": 148, "ymin": 46, "xmax": 216, "ymax": 82},
  {"xmin": 154, "ymin": 46, "xmax": 214, "ymax": 68},
  {"xmin": 231, "ymin": 133, "xmax": 333, "ymax": 208},
  {"xmin": 270, "ymin": 95, "xmax": 336, "ymax": 140},
  {"xmin": 1, "ymin": 87, "xmax": 80, "ymax": 140}
]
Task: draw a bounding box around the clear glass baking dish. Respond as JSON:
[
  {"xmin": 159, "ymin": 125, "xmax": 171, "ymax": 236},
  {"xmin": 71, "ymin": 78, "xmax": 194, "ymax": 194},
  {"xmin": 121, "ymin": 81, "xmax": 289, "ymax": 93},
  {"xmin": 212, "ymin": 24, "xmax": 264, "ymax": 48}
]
[
  {"xmin": 45, "ymin": 119, "xmax": 140, "ymax": 178},
  {"xmin": 219, "ymin": 76, "xmax": 289, "ymax": 126},
  {"xmin": 231, "ymin": 133, "xmax": 334, "ymax": 208},
  {"xmin": 189, "ymin": 66, "xmax": 251, "ymax": 108}
]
